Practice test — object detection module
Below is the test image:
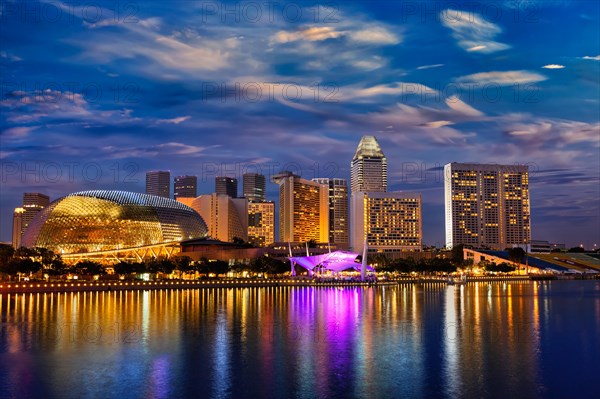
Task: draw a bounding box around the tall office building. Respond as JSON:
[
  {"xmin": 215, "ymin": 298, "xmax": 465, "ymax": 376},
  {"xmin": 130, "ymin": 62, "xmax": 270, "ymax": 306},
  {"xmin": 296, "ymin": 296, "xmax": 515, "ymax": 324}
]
[
  {"xmin": 273, "ymin": 172, "xmax": 329, "ymax": 243},
  {"xmin": 13, "ymin": 192, "xmax": 50, "ymax": 248},
  {"xmin": 247, "ymin": 201, "xmax": 275, "ymax": 247},
  {"xmin": 350, "ymin": 135, "xmax": 387, "ymax": 193},
  {"xmin": 174, "ymin": 175, "xmax": 197, "ymax": 199},
  {"xmin": 312, "ymin": 178, "xmax": 349, "ymax": 245},
  {"xmin": 216, "ymin": 176, "xmax": 238, "ymax": 198},
  {"xmin": 444, "ymin": 162, "xmax": 530, "ymax": 250},
  {"xmin": 146, "ymin": 171, "xmax": 170, "ymax": 198},
  {"xmin": 12, "ymin": 208, "xmax": 24, "ymax": 248},
  {"xmin": 190, "ymin": 194, "xmax": 248, "ymax": 242},
  {"xmin": 351, "ymin": 192, "xmax": 422, "ymax": 255},
  {"xmin": 243, "ymin": 173, "xmax": 266, "ymax": 202}
]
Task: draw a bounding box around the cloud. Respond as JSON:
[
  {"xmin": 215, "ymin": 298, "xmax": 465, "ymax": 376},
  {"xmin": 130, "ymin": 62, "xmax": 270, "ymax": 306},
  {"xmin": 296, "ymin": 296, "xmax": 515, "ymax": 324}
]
[
  {"xmin": 272, "ymin": 26, "xmax": 343, "ymax": 43},
  {"xmin": 342, "ymin": 82, "xmax": 438, "ymax": 100},
  {"xmin": 445, "ymin": 96, "xmax": 484, "ymax": 116},
  {"xmin": 455, "ymin": 70, "xmax": 547, "ymax": 85},
  {"xmin": 348, "ymin": 27, "xmax": 400, "ymax": 44},
  {"xmin": 441, "ymin": 8, "xmax": 510, "ymax": 53},
  {"xmin": 581, "ymin": 55, "xmax": 600, "ymax": 61},
  {"xmin": 272, "ymin": 25, "xmax": 399, "ymax": 45},
  {"xmin": 155, "ymin": 116, "xmax": 191, "ymax": 125},
  {"xmin": 542, "ymin": 64, "xmax": 565, "ymax": 69},
  {"xmin": 0, "ymin": 51, "xmax": 22, "ymax": 62},
  {"xmin": 0, "ymin": 126, "xmax": 38, "ymax": 139},
  {"xmin": 505, "ymin": 119, "xmax": 600, "ymax": 147},
  {"xmin": 416, "ymin": 64, "xmax": 444, "ymax": 70}
]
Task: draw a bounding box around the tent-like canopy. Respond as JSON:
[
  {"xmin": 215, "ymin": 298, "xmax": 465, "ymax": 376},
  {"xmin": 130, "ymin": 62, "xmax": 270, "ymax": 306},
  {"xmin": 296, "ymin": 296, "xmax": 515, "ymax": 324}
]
[{"xmin": 288, "ymin": 251, "xmax": 375, "ymax": 273}]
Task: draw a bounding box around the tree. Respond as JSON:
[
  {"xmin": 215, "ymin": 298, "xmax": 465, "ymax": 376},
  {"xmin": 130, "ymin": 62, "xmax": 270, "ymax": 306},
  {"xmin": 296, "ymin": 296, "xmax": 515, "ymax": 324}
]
[
  {"xmin": 307, "ymin": 239, "xmax": 317, "ymax": 248},
  {"xmin": 145, "ymin": 258, "xmax": 175, "ymax": 275},
  {"xmin": 0, "ymin": 244, "xmax": 15, "ymax": 267},
  {"xmin": 507, "ymin": 247, "xmax": 526, "ymax": 265},
  {"xmin": 209, "ymin": 260, "xmax": 229, "ymax": 276},
  {"xmin": 451, "ymin": 244, "xmax": 465, "ymax": 266},
  {"xmin": 486, "ymin": 262, "xmax": 515, "ymax": 273},
  {"xmin": 74, "ymin": 261, "xmax": 105, "ymax": 276},
  {"xmin": 114, "ymin": 261, "xmax": 145, "ymax": 276},
  {"xmin": 11, "ymin": 258, "xmax": 43, "ymax": 275},
  {"xmin": 567, "ymin": 246, "xmax": 585, "ymax": 253}
]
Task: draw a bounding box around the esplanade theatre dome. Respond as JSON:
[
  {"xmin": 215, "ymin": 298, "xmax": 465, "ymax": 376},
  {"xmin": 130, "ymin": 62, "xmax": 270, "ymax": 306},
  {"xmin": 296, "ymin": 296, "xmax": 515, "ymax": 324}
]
[{"xmin": 22, "ymin": 190, "xmax": 207, "ymax": 254}]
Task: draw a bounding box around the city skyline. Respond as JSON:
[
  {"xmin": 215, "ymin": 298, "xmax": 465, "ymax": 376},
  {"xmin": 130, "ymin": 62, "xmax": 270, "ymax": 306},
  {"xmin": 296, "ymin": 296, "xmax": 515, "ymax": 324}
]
[{"xmin": 1, "ymin": 1, "xmax": 599, "ymax": 248}]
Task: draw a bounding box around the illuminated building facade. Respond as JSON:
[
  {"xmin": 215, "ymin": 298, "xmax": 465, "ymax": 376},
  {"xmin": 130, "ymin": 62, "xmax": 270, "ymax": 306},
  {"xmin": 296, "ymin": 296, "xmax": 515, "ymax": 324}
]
[
  {"xmin": 174, "ymin": 175, "xmax": 197, "ymax": 199},
  {"xmin": 12, "ymin": 192, "xmax": 50, "ymax": 248},
  {"xmin": 312, "ymin": 178, "xmax": 349, "ymax": 245},
  {"xmin": 351, "ymin": 192, "xmax": 422, "ymax": 254},
  {"xmin": 215, "ymin": 176, "xmax": 238, "ymax": 198},
  {"xmin": 22, "ymin": 190, "xmax": 207, "ymax": 254},
  {"xmin": 146, "ymin": 171, "xmax": 171, "ymax": 198},
  {"xmin": 190, "ymin": 194, "xmax": 248, "ymax": 242},
  {"xmin": 12, "ymin": 207, "xmax": 24, "ymax": 248},
  {"xmin": 273, "ymin": 172, "xmax": 329, "ymax": 243},
  {"xmin": 243, "ymin": 173, "xmax": 266, "ymax": 202},
  {"xmin": 444, "ymin": 162, "xmax": 530, "ymax": 250},
  {"xmin": 350, "ymin": 135, "xmax": 387, "ymax": 193},
  {"xmin": 247, "ymin": 201, "xmax": 275, "ymax": 247}
]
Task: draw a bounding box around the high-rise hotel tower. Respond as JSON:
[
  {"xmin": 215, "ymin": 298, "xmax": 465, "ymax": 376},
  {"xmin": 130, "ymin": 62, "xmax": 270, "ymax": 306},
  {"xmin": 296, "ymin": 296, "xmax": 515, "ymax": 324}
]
[
  {"xmin": 350, "ymin": 135, "xmax": 387, "ymax": 193},
  {"xmin": 350, "ymin": 136, "xmax": 422, "ymax": 254},
  {"xmin": 444, "ymin": 163, "xmax": 530, "ymax": 250},
  {"xmin": 273, "ymin": 172, "xmax": 329, "ymax": 243}
]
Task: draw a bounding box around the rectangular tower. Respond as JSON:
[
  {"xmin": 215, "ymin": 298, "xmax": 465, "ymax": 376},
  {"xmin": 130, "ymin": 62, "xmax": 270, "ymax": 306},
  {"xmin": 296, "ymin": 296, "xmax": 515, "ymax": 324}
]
[
  {"xmin": 312, "ymin": 178, "xmax": 348, "ymax": 245},
  {"xmin": 350, "ymin": 135, "xmax": 387, "ymax": 193},
  {"xmin": 273, "ymin": 172, "xmax": 329, "ymax": 243},
  {"xmin": 351, "ymin": 192, "xmax": 422, "ymax": 254},
  {"xmin": 247, "ymin": 201, "xmax": 275, "ymax": 247},
  {"xmin": 444, "ymin": 162, "xmax": 530, "ymax": 250},
  {"xmin": 146, "ymin": 171, "xmax": 171, "ymax": 198},
  {"xmin": 243, "ymin": 173, "xmax": 266, "ymax": 202},
  {"xmin": 174, "ymin": 175, "xmax": 197, "ymax": 199},
  {"xmin": 215, "ymin": 176, "xmax": 238, "ymax": 198}
]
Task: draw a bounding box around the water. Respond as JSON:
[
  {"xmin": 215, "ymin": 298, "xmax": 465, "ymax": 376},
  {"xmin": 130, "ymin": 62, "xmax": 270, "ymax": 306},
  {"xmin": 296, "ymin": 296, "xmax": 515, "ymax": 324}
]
[{"xmin": 1, "ymin": 281, "xmax": 599, "ymax": 399}]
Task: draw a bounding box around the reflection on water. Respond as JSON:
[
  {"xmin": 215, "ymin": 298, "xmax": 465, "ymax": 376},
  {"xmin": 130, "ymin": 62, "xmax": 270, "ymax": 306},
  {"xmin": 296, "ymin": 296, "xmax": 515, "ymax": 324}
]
[{"xmin": 1, "ymin": 281, "xmax": 599, "ymax": 399}]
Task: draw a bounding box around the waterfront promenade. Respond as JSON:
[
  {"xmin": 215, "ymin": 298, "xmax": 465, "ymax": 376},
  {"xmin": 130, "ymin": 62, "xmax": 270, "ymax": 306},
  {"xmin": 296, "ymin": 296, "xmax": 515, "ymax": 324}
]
[{"xmin": 0, "ymin": 275, "xmax": 547, "ymax": 294}]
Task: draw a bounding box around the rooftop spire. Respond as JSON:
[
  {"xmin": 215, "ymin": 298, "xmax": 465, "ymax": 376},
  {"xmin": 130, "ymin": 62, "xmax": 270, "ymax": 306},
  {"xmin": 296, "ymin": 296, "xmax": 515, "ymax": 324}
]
[{"xmin": 353, "ymin": 135, "xmax": 385, "ymax": 160}]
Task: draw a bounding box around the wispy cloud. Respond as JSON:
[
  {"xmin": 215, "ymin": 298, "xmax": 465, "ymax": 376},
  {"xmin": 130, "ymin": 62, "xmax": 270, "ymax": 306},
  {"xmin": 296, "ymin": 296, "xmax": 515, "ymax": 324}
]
[
  {"xmin": 455, "ymin": 70, "xmax": 547, "ymax": 85},
  {"xmin": 542, "ymin": 64, "xmax": 565, "ymax": 69},
  {"xmin": 272, "ymin": 25, "xmax": 399, "ymax": 45},
  {"xmin": 416, "ymin": 64, "xmax": 444, "ymax": 70},
  {"xmin": 154, "ymin": 116, "xmax": 191, "ymax": 125},
  {"xmin": 272, "ymin": 26, "xmax": 343, "ymax": 43},
  {"xmin": 581, "ymin": 55, "xmax": 600, "ymax": 61},
  {"xmin": 441, "ymin": 9, "xmax": 510, "ymax": 53}
]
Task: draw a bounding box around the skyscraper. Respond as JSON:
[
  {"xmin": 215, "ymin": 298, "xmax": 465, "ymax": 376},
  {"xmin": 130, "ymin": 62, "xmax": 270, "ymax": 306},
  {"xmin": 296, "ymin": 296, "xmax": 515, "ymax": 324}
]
[
  {"xmin": 12, "ymin": 207, "xmax": 24, "ymax": 248},
  {"xmin": 243, "ymin": 173, "xmax": 266, "ymax": 202},
  {"xmin": 351, "ymin": 192, "xmax": 422, "ymax": 255},
  {"xmin": 350, "ymin": 135, "xmax": 387, "ymax": 193},
  {"xmin": 312, "ymin": 178, "xmax": 348, "ymax": 245},
  {"xmin": 190, "ymin": 194, "xmax": 248, "ymax": 242},
  {"xmin": 146, "ymin": 171, "xmax": 170, "ymax": 198},
  {"xmin": 247, "ymin": 201, "xmax": 275, "ymax": 247},
  {"xmin": 13, "ymin": 192, "xmax": 50, "ymax": 248},
  {"xmin": 216, "ymin": 176, "xmax": 238, "ymax": 198},
  {"xmin": 273, "ymin": 172, "xmax": 329, "ymax": 243},
  {"xmin": 444, "ymin": 162, "xmax": 531, "ymax": 250},
  {"xmin": 174, "ymin": 175, "xmax": 197, "ymax": 199}
]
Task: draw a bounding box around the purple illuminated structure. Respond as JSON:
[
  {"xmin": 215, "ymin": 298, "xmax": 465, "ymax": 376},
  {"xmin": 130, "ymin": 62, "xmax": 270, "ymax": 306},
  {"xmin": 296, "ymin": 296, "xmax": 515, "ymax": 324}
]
[{"xmin": 288, "ymin": 250, "xmax": 375, "ymax": 279}]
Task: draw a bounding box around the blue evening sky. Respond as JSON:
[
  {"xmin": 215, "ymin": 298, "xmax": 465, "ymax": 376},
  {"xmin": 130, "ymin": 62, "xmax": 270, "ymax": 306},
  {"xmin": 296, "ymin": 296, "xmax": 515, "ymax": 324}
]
[{"xmin": 1, "ymin": 0, "xmax": 599, "ymax": 247}]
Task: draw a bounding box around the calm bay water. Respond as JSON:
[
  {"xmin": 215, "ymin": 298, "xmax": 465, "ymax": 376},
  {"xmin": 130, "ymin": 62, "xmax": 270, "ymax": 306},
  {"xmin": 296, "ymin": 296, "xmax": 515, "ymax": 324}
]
[{"xmin": 1, "ymin": 281, "xmax": 599, "ymax": 399}]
